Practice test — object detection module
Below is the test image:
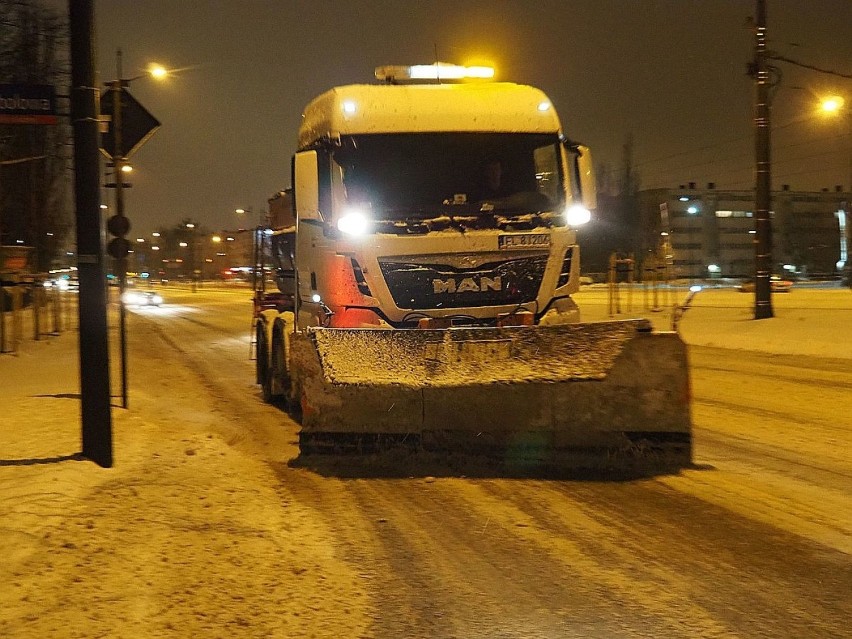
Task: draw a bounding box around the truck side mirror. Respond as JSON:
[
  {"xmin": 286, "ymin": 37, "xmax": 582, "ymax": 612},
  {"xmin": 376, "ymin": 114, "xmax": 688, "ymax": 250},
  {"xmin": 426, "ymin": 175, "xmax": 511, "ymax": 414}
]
[
  {"xmin": 574, "ymin": 144, "xmax": 597, "ymax": 211},
  {"xmin": 294, "ymin": 151, "xmax": 322, "ymax": 221},
  {"xmin": 564, "ymin": 140, "xmax": 598, "ymax": 211}
]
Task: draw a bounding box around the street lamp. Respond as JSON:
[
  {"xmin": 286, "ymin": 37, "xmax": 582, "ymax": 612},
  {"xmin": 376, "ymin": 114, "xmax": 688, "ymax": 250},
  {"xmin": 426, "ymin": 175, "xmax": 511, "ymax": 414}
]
[
  {"xmin": 236, "ymin": 205, "xmax": 267, "ymax": 226},
  {"xmin": 819, "ymin": 94, "xmax": 851, "ymax": 192},
  {"xmin": 818, "ymin": 94, "xmax": 851, "ymax": 286},
  {"xmin": 105, "ymin": 49, "xmax": 170, "ymax": 410},
  {"xmin": 183, "ymin": 221, "xmax": 201, "ymax": 291},
  {"xmin": 684, "ymin": 204, "xmax": 700, "ymax": 283}
]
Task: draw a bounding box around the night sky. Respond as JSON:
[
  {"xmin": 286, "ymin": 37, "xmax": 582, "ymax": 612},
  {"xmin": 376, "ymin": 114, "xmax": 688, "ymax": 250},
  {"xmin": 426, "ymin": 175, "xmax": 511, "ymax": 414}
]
[{"xmin": 82, "ymin": 1, "xmax": 852, "ymax": 235}]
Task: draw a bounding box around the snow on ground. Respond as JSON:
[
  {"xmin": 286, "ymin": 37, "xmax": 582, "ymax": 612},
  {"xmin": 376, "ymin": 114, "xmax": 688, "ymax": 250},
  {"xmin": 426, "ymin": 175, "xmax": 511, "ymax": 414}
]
[
  {"xmin": 577, "ymin": 285, "xmax": 852, "ymax": 360},
  {"xmin": 0, "ymin": 301, "xmax": 369, "ymax": 637},
  {"xmin": 0, "ymin": 284, "xmax": 850, "ymax": 636}
]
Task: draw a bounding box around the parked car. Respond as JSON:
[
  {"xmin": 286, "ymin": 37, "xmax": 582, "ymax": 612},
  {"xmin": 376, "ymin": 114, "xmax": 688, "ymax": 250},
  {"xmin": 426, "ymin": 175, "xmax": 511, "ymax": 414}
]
[
  {"xmin": 739, "ymin": 275, "xmax": 793, "ymax": 293},
  {"xmin": 770, "ymin": 275, "xmax": 793, "ymax": 292}
]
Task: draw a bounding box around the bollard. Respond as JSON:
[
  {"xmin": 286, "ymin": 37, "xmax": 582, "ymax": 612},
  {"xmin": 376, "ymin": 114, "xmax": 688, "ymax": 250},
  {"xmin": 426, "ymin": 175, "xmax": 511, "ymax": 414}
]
[
  {"xmin": 33, "ymin": 284, "xmax": 43, "ymax": 340},
  {"xmin": 0, "ymin": 287, "xmax": 6, "ymax": 353},
  {"xmin": 11, "ymin": 286, "xmax": 23, "ymax": 353},
  {"xmin": 51, "ymin": 284, "xmax": 62, "ymax": 335}
]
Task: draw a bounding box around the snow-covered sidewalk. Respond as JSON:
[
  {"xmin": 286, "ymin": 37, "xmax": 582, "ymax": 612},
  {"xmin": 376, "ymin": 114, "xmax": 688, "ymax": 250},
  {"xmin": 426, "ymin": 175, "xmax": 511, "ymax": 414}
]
[{"xmin": 0, "ymin": 309, "xmax": 369, "ymax": 637}]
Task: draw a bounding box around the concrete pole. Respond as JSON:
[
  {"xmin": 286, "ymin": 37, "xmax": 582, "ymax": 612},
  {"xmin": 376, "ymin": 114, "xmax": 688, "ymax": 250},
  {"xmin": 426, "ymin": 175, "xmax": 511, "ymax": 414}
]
[{"xmin": 753, "ymin": 0, "xmax": 774, "ymax": 319}]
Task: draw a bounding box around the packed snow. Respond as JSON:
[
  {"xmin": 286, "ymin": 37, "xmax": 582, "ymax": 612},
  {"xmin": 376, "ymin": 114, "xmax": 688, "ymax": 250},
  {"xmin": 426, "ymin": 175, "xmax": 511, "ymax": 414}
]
[{"xmin": 1, "ymin": 283, "xmax": 849, "ymax": 636}]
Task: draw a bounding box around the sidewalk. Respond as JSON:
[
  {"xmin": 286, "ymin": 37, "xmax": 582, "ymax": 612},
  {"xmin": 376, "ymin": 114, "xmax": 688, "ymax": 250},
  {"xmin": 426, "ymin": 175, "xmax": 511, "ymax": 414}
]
[
  {"xmin": 0, "ymin": 306, "xmax": 368, "ymax": 637},
  {"xmin": 575, "ymin": 286, "xmax": 852, "ymax": 360}
]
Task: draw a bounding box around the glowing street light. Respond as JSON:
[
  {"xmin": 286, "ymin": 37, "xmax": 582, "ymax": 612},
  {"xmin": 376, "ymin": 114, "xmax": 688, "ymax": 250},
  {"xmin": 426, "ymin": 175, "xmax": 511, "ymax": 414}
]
[
  {"xmin": 103, "ymin": 49, "xmax": 174, "ymax": 411},
  {"xmin": 818, "ymin": 94, "xmax": 850, "ymax": 192},
  {"xmin": 820, "ymin": 95, "xmax": 845, "ymax": 115},
  {"xmin": 148, "ymin": 64, "xmax": 168, "ymax": 80}
]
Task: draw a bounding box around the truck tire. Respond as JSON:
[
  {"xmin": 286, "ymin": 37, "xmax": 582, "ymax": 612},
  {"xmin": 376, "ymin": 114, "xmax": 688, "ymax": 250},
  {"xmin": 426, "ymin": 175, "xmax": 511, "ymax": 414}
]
[
  {"xmin": 255, "ymin": 325, "xmax": 266, "ymax": 385},
  {"xmin": 269, "ymin": 327, "xmax": 290, "ymax": 406},
  {"xmin": 258, "ymin": 332, "xmax": 277, "ymax": 404}
]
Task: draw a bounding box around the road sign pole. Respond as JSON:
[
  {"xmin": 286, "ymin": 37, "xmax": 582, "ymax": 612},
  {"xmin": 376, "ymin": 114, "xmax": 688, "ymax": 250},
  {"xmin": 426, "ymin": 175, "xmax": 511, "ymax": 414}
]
[
  {"xmin": 98, "ymin": 53, "xmax": 161, "ymax": 412},
  {"xmin": 111, "ymin": 50, "xmax": 130, "ymax": 410}
]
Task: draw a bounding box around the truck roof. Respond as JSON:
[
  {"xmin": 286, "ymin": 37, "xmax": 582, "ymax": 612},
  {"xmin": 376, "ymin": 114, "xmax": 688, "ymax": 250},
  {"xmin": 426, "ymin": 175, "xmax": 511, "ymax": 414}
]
[{"xmin": 298, "ymin": 82, "xmax": 562, "ymax": 149}]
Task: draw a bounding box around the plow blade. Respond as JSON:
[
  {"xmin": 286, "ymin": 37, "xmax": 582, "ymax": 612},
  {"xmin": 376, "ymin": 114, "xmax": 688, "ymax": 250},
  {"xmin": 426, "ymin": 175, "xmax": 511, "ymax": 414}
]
[{"xmin": 290, "ymin": 319, "xmax": 692, "ymax": 470}]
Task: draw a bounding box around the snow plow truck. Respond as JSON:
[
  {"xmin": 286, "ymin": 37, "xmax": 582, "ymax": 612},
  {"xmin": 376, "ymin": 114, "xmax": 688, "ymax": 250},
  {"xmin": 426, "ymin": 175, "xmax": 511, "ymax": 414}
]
[{"xmin": 255, "ymin": 63, "xmax": 692, "ymax": 469}]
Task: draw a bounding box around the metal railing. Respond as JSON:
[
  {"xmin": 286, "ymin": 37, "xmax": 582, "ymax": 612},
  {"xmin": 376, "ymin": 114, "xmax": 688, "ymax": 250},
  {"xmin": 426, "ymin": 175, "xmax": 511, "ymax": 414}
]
[{"xmin": 1, "ymin": 280, "xmax": 76, "ymax": 354}]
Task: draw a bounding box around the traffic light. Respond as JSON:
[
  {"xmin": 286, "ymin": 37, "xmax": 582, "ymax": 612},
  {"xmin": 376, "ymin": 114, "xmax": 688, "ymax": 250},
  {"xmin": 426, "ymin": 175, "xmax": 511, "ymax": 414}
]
[{"xmin": 106, "ymin": 212, "xmax": 130, "ymax": 260}]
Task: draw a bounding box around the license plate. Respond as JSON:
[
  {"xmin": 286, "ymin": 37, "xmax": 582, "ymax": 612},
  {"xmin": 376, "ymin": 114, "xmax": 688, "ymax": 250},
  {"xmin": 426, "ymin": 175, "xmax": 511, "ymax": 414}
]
[{"xmin": 498, "ymin": 233, "xmax": 550, "ymax": 250}]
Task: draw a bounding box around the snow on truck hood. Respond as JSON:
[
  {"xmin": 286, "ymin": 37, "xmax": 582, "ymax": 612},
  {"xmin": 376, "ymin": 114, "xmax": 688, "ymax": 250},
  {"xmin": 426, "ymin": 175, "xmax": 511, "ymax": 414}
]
[{"xmin": 298, "ymin": 83, "xmax": 563, "ymax": 149}]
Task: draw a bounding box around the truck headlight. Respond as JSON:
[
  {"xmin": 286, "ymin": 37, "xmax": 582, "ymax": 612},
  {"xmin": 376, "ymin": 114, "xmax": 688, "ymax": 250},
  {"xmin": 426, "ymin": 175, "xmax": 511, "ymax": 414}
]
[
  {"xmin": 337, "ymin": 208, "xmax": 372, "ymax": 236},
  {"xmin": 565, "ymin": 204, "xmax": 591, "ymax": 226}
]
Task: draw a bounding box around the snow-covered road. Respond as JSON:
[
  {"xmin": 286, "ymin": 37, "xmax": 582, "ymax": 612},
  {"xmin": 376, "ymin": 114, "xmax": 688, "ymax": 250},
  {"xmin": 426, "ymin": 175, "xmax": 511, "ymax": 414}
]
[{"xmin": 1, "ymin": 284, "xmax": 849, "ymax": 637}]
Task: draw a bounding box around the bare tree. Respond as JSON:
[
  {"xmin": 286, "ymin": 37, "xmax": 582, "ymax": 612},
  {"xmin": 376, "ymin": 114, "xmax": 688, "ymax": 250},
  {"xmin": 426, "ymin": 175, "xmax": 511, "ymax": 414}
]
[{"xmin": 0, "ymin": 0, "xmax": 73, "ymax": 272}]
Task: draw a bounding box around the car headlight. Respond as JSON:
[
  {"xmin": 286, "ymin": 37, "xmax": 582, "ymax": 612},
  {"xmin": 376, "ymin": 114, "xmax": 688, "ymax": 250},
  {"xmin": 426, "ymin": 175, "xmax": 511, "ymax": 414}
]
[
  {"xmin": 565, "ymin": 204, "xmax": 591, "ymax": 226},
  {"xmin": 151, "ymin": 294, "xmax": 163, "ymax": 305},
  {"xmin": 337, "ymin": 207, "xmax": 372, "ymax": 237}
]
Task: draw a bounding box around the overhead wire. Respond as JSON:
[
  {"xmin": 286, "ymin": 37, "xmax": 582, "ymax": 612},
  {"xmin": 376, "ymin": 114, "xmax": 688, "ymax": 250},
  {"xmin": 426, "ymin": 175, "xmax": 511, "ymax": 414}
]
[
  {"xmin": 638, "ymin": 129, "xmax": 849, "ymax": 186},
  {"xmin": 636, "ymin": 49, "xmax": 852, "ymax": 188}
]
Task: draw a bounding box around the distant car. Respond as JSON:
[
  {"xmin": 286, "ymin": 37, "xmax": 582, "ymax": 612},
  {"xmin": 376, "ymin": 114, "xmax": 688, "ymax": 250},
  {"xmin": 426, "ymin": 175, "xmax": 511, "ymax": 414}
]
[
  {"xmin": 44, "ymin": 276, "xmax": 78, "ymax": 291},
  {"xmin": 770, "ymin": 275, "xmax": 793, "ymax": 292},
  {"xmin": 738, "ymin": 275, "xmax": 793, "ymax": 293},
  {"xmin": 122, "ymin": 290, "xmax": 163, "ymax": 306}
]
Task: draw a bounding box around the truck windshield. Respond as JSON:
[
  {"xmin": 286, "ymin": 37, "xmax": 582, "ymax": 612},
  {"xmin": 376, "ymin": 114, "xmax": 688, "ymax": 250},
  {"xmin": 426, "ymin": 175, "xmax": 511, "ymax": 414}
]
[{"xmin": 331, "ymin": 133, "xmax": 564, "ymax": 221}]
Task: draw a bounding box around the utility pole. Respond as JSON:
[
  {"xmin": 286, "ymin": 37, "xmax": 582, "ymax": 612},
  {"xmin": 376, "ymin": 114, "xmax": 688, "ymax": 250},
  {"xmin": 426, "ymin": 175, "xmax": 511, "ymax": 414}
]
[
  {"xmin": 753, "ymin": 0, "xmax": 774, "ymax": 319},
  {"xmin": 69, "ymin": 0, "xmax": 113, "ymax": 468}
]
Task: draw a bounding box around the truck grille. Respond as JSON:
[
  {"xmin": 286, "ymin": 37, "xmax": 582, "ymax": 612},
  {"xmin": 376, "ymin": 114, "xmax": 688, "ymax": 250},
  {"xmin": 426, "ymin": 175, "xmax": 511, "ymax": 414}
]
[{"xmin": 378, "ymin": 255, "xmax": 548, "ymax": 310}]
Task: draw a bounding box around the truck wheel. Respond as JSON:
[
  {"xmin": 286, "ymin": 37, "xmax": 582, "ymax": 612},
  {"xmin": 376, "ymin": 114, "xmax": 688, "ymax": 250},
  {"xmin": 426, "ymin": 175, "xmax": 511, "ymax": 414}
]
[
  {"xmin": 255, "ymin": 326, "xmax": 266, "ymax": 385},
  {"xmin": 269, "ymin": 330, "xmax": 289, "ymax": 405},
  {"xmin": 259, "ymin": 334, "xmax": 277, "ymax": 404}
]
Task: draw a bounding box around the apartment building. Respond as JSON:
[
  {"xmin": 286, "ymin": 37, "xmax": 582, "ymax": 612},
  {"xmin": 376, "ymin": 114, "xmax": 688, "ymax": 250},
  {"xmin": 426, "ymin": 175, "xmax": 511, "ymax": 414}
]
[{"xmin": 638, "ymin": 183, "xmax": 849, "ymax": 279}]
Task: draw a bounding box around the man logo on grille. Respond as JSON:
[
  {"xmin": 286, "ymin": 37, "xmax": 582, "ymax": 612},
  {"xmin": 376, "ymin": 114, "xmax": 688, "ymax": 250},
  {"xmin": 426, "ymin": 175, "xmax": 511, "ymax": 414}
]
[{"xmin": 433, "ymin": 276, "xmax": 502, "ymax": 294}]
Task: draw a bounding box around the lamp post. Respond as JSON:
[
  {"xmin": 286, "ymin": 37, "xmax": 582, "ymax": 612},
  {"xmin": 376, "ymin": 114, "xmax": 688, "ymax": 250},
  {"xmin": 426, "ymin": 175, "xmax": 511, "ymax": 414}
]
[
  {"xmin": 183, "ymin": 222, "xmax": 199, "ymax": 291},
  {"xmin": 687, "ymin": 204, "xmax": 700, "ymax": 284},
  {"xmin": 819, "ymin": 95, "xmax": 851, "ymax": 286},
  {"xmin": 211, "ymin": 234, "xmax": 223, "ymax": 280},
  {"xmin": 819, "ymin": 95, "xmax": 851, "ymax": 194},
  {"xmin": 105, "ymin": 50, "xmax": 168, "ymax": 409}
]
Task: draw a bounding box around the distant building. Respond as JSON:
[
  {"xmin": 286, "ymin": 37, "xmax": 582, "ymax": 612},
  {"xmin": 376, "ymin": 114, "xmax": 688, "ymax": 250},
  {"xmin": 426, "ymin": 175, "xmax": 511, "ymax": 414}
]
[{"xmin": 637, "ymin": 183, "xmax": 849, "ymax": 279}]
